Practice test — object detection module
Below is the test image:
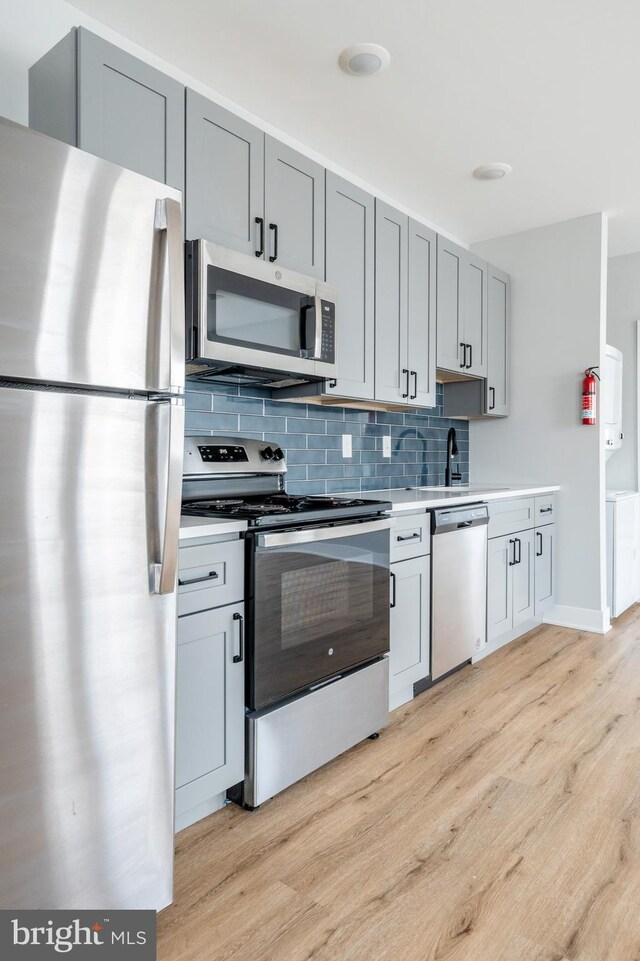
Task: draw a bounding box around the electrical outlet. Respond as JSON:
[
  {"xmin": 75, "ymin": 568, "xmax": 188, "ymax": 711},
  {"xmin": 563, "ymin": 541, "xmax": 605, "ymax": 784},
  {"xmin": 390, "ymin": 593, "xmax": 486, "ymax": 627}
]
[
  {"xmin": 383, "ymin": 435, "xmax": 391, "ymax": 458},
  {"xmin": 342, "ymin": 433, "xmax": 352, "ymax": 458}
]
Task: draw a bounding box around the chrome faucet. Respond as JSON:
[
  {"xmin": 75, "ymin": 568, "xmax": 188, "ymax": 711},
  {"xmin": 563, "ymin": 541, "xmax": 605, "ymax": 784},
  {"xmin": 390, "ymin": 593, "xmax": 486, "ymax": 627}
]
[{"xmin": 445, "ymin": 427, "xmax": 462, "ymax": 486}]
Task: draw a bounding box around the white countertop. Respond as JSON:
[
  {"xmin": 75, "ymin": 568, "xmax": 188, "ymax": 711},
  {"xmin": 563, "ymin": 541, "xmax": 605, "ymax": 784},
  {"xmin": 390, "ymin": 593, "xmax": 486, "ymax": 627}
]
[
  {"xmin": 342, "ymin": 484, "xmax": 560, "ymax": 513},
  {"xmin": 179, "ymin": 515, "xmax": 248, "ymax": 540}
]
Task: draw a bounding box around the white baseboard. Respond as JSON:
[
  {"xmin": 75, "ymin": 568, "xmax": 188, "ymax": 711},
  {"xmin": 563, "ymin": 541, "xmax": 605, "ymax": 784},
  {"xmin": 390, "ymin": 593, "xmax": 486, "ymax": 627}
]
[
  {"xmin": 472, "ymin": 616, "xmax": 542, "ymax": 663},
  {"xmin": 175, "ymin": 791, "xmax": 227, "ymax": 833},
  {"xmin": 389, "ymin": 685, "xmax": 415, "ymax": 712},
  {"xmin": 543, "ymin": 604, "xmax": 611, "ymax": 634}
]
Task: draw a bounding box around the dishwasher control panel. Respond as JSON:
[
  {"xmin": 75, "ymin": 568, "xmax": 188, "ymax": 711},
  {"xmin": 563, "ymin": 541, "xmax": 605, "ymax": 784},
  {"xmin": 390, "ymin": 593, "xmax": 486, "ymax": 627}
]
[{"xmin": 431, "ymin": 503, "xmax": 490, "ymax": 534}]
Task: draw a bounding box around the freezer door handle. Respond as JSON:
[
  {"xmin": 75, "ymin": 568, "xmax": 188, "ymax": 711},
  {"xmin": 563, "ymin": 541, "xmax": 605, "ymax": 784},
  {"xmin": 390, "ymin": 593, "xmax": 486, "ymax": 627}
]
[
  {"xmin": 152, "ymin": 398, "xmax": 184, "ymax": 594},
  {"xmin": 155, "ymin": 198, "xmax": 185, "ymax": 393}
]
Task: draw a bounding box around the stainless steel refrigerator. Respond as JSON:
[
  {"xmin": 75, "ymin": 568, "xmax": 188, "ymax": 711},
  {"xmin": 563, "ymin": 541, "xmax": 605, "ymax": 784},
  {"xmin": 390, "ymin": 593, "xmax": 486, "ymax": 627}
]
[{"xmin": 0, "ymin": 117, "xmax": 184, "ymax": 910}]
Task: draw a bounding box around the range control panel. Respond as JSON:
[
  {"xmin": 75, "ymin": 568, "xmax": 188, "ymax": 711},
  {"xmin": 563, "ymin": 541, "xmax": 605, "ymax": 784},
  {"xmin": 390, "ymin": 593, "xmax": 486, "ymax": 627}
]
[
  {"xmin": 197, "ymin": 444, "xmax": 248, "ymax": 463},
  {"xmin": 183, "ymin": 435, "xmax": 287, "ymax": 477}
]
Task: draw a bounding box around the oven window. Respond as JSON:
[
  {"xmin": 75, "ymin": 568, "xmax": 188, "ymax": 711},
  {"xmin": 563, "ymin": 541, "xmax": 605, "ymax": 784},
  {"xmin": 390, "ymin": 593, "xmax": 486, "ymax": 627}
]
[
  {"xmin": 250, "ymin": 527, "xmax": 389, "ymax": 710},
  {"xmin": 207, "ymin": 265, "xmax": 309, "ymax": 357},
  {"xmin": 281, "ymin": 558, "xmax": 372, "ymax": 649}
]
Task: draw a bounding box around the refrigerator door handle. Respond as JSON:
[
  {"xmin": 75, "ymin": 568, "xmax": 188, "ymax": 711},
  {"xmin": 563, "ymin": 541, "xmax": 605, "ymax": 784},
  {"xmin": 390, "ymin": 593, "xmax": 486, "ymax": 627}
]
[
  {"xmin": 155, "ymin": 198, "xmax": 185, "ymax": 394},
  {"xmin": 152, "ymin": 397, "xmax": 185, "ymax": 594}
]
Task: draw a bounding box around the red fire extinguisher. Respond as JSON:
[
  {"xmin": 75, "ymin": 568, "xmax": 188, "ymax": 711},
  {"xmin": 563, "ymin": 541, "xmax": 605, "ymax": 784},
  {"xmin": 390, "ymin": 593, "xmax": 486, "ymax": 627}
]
[{"xmin": 582, "ymin": 367, "xmax": 600, "ymax": 425}]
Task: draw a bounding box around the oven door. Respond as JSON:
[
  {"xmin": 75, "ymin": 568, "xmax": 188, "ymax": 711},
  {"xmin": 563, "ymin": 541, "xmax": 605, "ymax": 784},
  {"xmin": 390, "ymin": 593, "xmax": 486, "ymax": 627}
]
[
  {"xmin": 248, "ymin": 518, "xmax": 391, "ymax": 710},
  {"xmin": 192, "ymin": 240, "xmax": 336, "ymax": 378}
]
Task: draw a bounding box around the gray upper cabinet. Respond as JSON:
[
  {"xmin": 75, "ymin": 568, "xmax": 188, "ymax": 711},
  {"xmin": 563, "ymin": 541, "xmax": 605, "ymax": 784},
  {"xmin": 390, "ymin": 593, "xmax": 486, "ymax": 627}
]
[
  {"xmin": 29, "ymin": 27, "xmax": 184, "ymax": 191},
  {"xmin": 324, "ymin": 173, "xmax": 375, "ymax": 400},
  {"xmin": 486, "ymin": 265, "xmax": 510, "ymax": 416},
  {"xmin": 465, "ymin": 254, "xmax": 488, "ymax": 377},
  {"xmin": 264, "ymin": 137, "xmax": 325, "ymax": 279},
  {"xmin": 185, "ymin": 90, "xmax": 264, "ymax": 250},
  {"xmin": 375, "ymin": 201, "xmax": 409, "ymax": 404},
  {"xmin": 436, "ymin": 236, "xmax": 488, "ymax": 378},
  {"xmin": 436, "ymin": 236, "xmax": 465, "ymax": 373},
  {"xmin": 408, "ymin": 219, "xmax": 437, "ymax": 408}
]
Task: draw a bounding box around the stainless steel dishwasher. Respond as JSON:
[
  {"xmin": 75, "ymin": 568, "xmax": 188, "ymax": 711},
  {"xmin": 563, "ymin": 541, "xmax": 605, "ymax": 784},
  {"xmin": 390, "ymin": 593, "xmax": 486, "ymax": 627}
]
[{"xmin": 431, "ymin": 503, "xmax": 489, "ymax": 681}]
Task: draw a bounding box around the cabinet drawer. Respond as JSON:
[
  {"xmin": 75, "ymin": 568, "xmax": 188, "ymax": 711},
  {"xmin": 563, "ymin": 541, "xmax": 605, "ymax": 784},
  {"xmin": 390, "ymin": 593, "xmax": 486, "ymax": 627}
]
[
  {"xmin": 487, "ymin": 498, "xmax": 535, "ymax": 539},
  {"xmin": 178, "ymin": 539, "xmax": 244, "ymax": 615},
  {"xmin": 535, "ymin": 494, "xmax": 556, "ymax": 526},
  {"xmin": 390, "ymin": 512, "xmax": 431, "ymax": 561}
]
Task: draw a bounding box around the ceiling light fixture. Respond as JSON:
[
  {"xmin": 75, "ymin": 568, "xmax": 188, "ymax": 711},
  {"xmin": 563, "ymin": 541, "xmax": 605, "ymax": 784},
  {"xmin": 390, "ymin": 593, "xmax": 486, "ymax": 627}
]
[
  {"xmin": 473, "ymin": 163, "xmax": 513, "ymax": 181},
  {"xmin": 339, "ymin": 44, "xmax": 391, "ymax": 77}
]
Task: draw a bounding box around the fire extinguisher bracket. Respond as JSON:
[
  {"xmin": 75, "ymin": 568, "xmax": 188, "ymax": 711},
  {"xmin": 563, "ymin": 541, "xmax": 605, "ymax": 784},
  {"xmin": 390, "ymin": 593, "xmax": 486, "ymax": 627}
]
[{"xmin": 582, "ymin": 366, "xmax": 600, "ymax": 426}]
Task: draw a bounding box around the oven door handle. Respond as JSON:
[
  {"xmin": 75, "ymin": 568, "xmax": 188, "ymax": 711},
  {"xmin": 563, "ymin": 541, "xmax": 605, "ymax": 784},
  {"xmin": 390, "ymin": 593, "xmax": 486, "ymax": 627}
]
[{"xmin": 256, "ymin": 517, "xmax": 392, "ymax": 548}]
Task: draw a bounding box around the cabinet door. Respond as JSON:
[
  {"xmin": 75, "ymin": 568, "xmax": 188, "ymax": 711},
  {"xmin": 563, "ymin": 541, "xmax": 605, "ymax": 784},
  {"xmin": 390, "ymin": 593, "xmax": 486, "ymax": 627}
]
[
  {"xmin": 175, "ymin": 603, "xmax": 244, "ymax": 802},
  {"xmin": 185, "ymin": 90, "xmax": 264, "ymax": 249},
  {"xmin": 534, "ymin": 525, "xmax": 555, "ymax": 616},
  {"xmin": 486, "ymin": 265, "xmax": 510, "ymax": 416},
  {"xmin": 264, "ymin": 137, "xmax": 325, "ymax": 279},
  {"xmin": 77, "ymin": 28, "xmax": 184, "ymax": 191},
  {"xmin": 408, "ymin": 219, "xmax": 437, "ymax": 407},
  {"xmin": 512, "ymin": 529, "xmax": 535, "ymax": 627},
  {"xmin": 436, "ymin": 235, "xmax": 466, "ymax": 373},
  {"xmin": 487, "ymin": 535, "xmax": 513, "ymax": 642},
  {"xmin": 464, "ymin": 254, "xmax": 488, "ymax": 376},
  {"xmin": 375, "ymin": 201, "xmax": 409, "ymax": 403},
  {"xmin": 389, "ymin": 556, "xmax": 430, "ymax": 701},
  {"xmin": 325, "ymin": 173, "xmax": 375, "ymax": 400}
]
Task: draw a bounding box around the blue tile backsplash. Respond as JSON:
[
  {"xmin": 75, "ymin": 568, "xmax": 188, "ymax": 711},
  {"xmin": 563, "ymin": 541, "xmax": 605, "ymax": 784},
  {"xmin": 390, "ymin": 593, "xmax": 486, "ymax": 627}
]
[{"xmin": 185, "ymin": 382, "xmax": 470, "ymax": 495}]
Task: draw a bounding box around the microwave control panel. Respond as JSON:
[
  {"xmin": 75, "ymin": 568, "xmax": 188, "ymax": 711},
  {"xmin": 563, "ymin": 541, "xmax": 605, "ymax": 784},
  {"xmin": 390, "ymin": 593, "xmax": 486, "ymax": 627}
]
[{"xmin": 319, "ymin": 301, "xmax": 335, "ymax": 364}]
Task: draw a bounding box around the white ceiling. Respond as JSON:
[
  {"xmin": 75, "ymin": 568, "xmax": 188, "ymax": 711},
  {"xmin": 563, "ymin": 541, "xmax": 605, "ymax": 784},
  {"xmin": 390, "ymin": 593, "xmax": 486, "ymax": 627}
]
[{"xmin": 68, "ymin": 0, "xmax": 640, "ymax": 256}]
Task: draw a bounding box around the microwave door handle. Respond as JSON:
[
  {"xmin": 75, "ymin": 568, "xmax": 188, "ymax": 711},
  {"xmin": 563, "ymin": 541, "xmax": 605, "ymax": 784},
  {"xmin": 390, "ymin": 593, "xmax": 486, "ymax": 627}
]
[
  {"xmin": 300, "ymin": 296, "xmax": 323, "ymax": 359},
  {"xmin": 154, "ymin": 198, "xmax": 185, "ymax": 393}
]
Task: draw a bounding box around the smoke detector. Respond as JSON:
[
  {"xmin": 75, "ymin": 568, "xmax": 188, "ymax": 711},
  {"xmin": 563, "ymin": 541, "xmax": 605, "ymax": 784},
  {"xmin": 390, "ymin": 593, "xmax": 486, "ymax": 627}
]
[
  {"xmin": 339, "ymin": 44, "xmax": 391, "ymax": 77},
  {"xmin": 473, "ymin": 163, "xmax": 513, "ymax": 181}
]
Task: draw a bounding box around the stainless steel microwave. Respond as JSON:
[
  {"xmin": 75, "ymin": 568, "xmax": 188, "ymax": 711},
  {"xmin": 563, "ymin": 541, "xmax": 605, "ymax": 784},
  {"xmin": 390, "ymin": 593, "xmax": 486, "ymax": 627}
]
[{"xmin": 185, "ymin": 240, "xmax": 337, "ymax": 387}]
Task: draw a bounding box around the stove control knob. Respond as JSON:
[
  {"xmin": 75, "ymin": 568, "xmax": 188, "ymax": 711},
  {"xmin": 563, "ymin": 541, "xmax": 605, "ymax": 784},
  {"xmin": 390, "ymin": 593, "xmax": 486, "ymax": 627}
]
[
  {"xmin": 272, "ymin": 447, "xmax": 285, "ymax": 461},
  {"xmin": 261, "ymin": 446, "xmax": 275, "ymax": 460}
]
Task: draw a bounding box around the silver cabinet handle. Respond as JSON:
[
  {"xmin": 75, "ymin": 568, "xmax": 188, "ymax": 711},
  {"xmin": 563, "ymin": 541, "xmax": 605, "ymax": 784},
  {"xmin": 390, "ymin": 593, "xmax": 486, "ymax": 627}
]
[
  {"xmin": 397, "ymin": 532, "xmax": 420, "ymax": 542},
  {"xmin": 154, "ymin": 198, "xmax": 185, "ymax": 393},
  {"xmin": 178, "ymin": 570, "xmax": 219, "ymax": 587},
  {"xmin": 152, "ymin": 398, "xmax": 184, "ymax": 594}
]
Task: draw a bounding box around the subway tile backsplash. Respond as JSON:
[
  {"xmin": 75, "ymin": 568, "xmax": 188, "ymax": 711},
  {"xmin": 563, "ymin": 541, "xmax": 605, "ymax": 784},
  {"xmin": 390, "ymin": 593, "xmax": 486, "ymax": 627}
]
[{"xmin": 185, "ymin": 382, "xmax": 470, "ymax": 495}]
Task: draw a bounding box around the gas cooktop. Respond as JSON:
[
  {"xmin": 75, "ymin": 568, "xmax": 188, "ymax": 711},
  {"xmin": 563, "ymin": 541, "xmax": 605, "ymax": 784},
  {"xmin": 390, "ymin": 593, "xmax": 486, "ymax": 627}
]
[{"xmin": 181, "ymin": 491, "xmax": 389, "ymax": 527}]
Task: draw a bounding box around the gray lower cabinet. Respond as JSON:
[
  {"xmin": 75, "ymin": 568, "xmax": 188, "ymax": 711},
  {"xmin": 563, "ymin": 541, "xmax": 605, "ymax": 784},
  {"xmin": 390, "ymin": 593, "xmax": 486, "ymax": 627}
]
[
  {"xmin": 175, "ymin": 601, "xmax": 244, "ymax": 831},
  {"xmin": 374, "ymin": 201, "xmax": 436, "ymax": 407},
  {"xmin": 436, "ymin": 236, "xmax": 487, "ymax": 378},
  {"xmin": 534, "ymin": 524, "xmax": 556, "ymax": 616},
  {"xmin": 185, "ymin": 89, "xmax": 264, "ymax": 251},
  {"xmin": 29, "ymin": 27, "xmax": 184, "ymax": 191},
  {"xmin": 324, "ymin": 173, "xmax": 375, "ymax": 400},
  {"xmin": 487, "ymin": 529, "xmax": 534, "ymax": 641},
  {"xmin": 389, "ymin": 554, "xmax": 431, "ymax": 709}
]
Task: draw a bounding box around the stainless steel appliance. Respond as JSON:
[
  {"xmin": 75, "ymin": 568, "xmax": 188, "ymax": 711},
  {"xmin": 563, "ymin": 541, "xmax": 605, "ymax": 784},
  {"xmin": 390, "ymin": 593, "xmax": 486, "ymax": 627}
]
[
  {"xmin": 431, "ymin": 504, "xmax": 489, "ymax": 680},
  {"xmin": 0, "ymin": 117, "xmax": 184, "ymax": 910},
  {"xmin": 182, "ymin": 437, "xmax": 391, "ymax": 807},
  {"xmin": 185, "ymin": 240, "xmax": 337, "ymax": 387}
]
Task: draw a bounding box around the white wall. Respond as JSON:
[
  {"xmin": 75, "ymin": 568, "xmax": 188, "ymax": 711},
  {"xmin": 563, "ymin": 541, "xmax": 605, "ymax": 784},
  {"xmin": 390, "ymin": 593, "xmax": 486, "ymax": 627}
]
[
  {"xmin": 0, "ymin": 0, "xmax": 465, "ymax": 247},
  {"xmin": 606, "ymin": 253, "xmax": 640, "ymax": 491},
  {"xmin": 471, "ymin": 213, "xmax": 609, "ymax": 632}
]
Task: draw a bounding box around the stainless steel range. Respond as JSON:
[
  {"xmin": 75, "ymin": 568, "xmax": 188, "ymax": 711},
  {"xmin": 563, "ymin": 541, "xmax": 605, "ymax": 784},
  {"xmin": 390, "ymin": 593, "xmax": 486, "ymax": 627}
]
[{"xmin": 182, "ymin": 436, "xmax": 392, "ymax": 808}]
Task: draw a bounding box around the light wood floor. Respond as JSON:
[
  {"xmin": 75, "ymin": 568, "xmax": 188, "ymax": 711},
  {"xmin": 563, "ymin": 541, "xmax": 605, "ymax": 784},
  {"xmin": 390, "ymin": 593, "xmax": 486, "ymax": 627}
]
[{"xmin": 158, "ymin": 608, "xmax": 640, "ymax": 961}]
